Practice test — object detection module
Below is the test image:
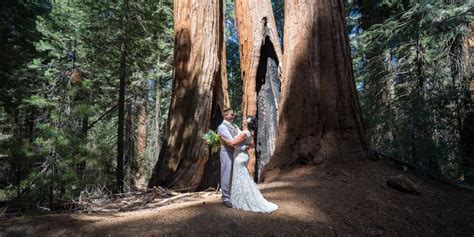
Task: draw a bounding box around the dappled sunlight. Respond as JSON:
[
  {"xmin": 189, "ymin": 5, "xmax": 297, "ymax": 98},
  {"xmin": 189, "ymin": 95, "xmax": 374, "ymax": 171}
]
[
  {"xmin": 81, "ymin": 192, "xmax": 332, "ymax": 235},
  {"xmin": 16, "ymin": 192, "xmax": 326, "ymax": 235},
  {"xmin": 1, "ymin": 0, "xmax": 473, "ymax": 235},
  {"xmin": 2, "ymin": 182, "xmax": 332, "ymax": 235},
  {"xmin": 258, "ymin": 179, "xmax": 320, "ymax": 191},
  {"xmin": 3, "ymin": 162, "xmax": 473, "ymax": 236}
]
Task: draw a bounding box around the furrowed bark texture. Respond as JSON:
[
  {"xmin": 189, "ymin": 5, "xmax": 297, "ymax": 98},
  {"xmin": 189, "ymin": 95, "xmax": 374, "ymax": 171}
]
[
  {"xmin": 235, "ymin": 0, "xmax": 283, "ymax": 181},
  {"xmin": 266, "ymin": 0, "xmax": 373, "ymax": 172},
  {"xmin": 148, "ymin": 0, "xmax": 229, "ymax": 191}
]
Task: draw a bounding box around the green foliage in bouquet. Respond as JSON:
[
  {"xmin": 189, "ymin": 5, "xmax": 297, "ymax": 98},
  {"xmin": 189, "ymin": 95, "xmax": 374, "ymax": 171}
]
[{"xmin": 203, "ymin": 130, "xmax": 220, "ymax": 154}]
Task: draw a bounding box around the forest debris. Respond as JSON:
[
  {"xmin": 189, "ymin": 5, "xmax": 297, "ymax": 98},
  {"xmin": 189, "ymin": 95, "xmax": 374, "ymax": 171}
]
[
  {"xmin": 156, "ymin": 193, "xmax": 193, "ymax": 206},
  {"xmin": 147, "ymin": 186, "xmax": 176, "ymax": 203},
  {"xmin": 170, "ymin": 186, "xmax": 197, "ymax": 193},
  {"xmin": 201, "ymin": 187, "xmax": 216, "ymax": 192},
  {"xmin": 88, "ymin": 208, "xmax": 122, "ymax": 213},
  {"xmin": 1, "ymin": 206, "xmax": 7, "ymax": 215},
  {"xmin": 147, "ymin": 188, "xmax": 158, "ymax": 204},
  {"xmin": 66, "ymin": 186, "xmax": 220, "ymax": 214},
  {"xmin": 387, "ymin": 174, "xmax": 419, "ymax": 194},
  {"xmin": 36, "ymin": 204, "xmax": 51, "ymax": 212},
  {"xmin": 157, "ymin": 186, "xmax": 177, "ymax": 196}
]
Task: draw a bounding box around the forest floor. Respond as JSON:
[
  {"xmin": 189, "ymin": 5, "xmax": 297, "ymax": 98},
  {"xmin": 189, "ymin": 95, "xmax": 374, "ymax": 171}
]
[{"xmin": 1, "ymin": 160, "xmax": 473, "ymax": 236}]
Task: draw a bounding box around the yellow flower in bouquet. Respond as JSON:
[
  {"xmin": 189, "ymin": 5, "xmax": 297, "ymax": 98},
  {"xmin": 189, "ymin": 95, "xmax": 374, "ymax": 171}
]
[{"xmin": 202, "ymin": 130, "xmax": 220, "ymax": 154}]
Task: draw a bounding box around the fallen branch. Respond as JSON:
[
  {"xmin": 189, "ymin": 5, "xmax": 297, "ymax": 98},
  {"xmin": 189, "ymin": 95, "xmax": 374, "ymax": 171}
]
[
  {"xmin": 88, "ymin": 208, "xmax": 121, "ymax": 213},
  {"xmin": 147, "ymin": 188, "xmax": 158, "ymax": 204},
  {"xmin": 156, "ymin": 193, "xmax": 193, "ymax": 206},
  {"xmin": 170, "ymin": 186, "xmax": 197, "ymax": 193},
  {"xmin": 36, "ymin": 204, "xmax": 51, "ymax": 212},
  {"xmin": 66, "ymin": 186, "xmax": 220, "ymax": 214}
]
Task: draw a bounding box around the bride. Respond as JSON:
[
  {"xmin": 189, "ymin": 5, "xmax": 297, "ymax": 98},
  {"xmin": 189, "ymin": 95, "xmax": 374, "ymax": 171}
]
[{"xmin": 219, "ymin": 116, "xmax": 278, "ymax": 213}]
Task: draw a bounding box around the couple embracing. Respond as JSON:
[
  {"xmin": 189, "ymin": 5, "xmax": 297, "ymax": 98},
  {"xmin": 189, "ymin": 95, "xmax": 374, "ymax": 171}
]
[{"xmin": 217, "ymin": 108, "xmax": 278, "ymax": 213}]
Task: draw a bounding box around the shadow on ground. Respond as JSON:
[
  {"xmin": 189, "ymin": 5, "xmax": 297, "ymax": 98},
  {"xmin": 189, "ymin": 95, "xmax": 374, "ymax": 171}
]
[{"xmin": 1, "ymin": 161, "xmax": 473, "ymax": 236}]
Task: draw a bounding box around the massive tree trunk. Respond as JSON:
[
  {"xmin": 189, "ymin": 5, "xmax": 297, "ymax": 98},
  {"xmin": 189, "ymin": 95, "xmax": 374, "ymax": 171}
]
[
  {"xmin": 265, "ymin": 0, "xmax": 373, "ymax": 174},
  {"xmin": 148, "ymin": 0, "xmax": 229, "ymax": 191},
  {"xmin": 235, "ymin": 0, "xmax": 283, "ymax": 182},
  {"xmin": 198, "ymin": 27, "xmax": 230, "ymax": 191}
]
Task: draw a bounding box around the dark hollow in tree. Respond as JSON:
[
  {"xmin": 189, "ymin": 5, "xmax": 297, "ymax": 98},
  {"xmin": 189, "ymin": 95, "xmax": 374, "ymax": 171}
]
[
  {"xmin": 197, "ymin": 102, "xmax": 224, "ymax": 190},
  {"xmin": 235, "ymin": 0, "xmax": 283, "ymax": 181},
  {"xmin": 255, "ymin": 36, "xmax": 280, "ymax": 182}
]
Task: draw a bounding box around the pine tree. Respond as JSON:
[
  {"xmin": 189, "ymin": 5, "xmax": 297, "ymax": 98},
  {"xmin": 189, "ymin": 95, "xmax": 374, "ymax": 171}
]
[{"xmin": 352, "ymin": 0, "xmax": 473, "ymax": 180}]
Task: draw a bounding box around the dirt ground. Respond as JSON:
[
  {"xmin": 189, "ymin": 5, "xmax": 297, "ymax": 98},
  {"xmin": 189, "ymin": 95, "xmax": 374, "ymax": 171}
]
[{"xmin": 1, "ymin": 160, "xmax": 473, "ymax": 236}]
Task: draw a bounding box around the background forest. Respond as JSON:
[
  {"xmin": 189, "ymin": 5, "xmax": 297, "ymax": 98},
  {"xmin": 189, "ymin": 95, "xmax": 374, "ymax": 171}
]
[{"xmin": 0, "ymin": 0, "xmax": 472, "ymax": 211}]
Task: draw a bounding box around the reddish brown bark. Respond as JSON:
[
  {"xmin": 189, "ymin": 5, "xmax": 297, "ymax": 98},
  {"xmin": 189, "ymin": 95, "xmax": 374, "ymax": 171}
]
[
  {"xmin": 136, "ymin": 97, "xmax": 147, "ymax": 178},
  {"xmin": 148, "ymin": 0, "xmax": 229, "ymax": 191},
  {"xmin": 265, "ymin": 0, "xmax": 373, "ymax": 175},
  {"xmin": 235, "ymin": 0, "xmax": 283, "ymax": 180}
]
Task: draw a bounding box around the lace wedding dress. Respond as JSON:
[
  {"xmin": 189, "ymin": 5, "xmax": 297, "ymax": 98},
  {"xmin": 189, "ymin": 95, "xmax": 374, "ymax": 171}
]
[{"xmin": 230, "ymin": 130, "xmax": 278, "ymax": 213}]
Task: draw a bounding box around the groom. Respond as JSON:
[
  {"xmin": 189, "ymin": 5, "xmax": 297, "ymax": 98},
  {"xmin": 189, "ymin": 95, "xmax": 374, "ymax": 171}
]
[{"xmin": 217, "ymin": 108, "xmax": 240, "ymax": 208}]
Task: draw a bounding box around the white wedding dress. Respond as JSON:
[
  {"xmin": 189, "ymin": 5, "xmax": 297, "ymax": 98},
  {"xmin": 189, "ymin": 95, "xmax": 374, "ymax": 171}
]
[{"xmin": 230, "ymin": 130, "xmax": 278, "ymax": 213}]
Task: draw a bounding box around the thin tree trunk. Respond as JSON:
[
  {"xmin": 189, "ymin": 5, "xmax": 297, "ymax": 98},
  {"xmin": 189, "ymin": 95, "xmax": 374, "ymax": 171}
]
[
  {"xmin": 117, "ymin": 0, "xmax": 129, "ymax": 193},
  {"xmin": 11, "ymin": 108, "xmax": 21, "ymax": 197},
  {"xmin": 264, "ymin": 0, "xmax": 373, "ymax": 176},
  {"xmin": 124, "ymin": 99, "xmax": 134, "ymax": 191},
  {"xmin": 148, "ymin": 0, "xmax": 229, "ymax": 191},
  {"xmin": 28, "ymin": 108, "xmax": 35, "ymax": 142},
  {"xmin": 235, "ymin": 0, "xmax": 283, "ymax": 181},
  {"xmin": 154, "ymin": 78, "xmax": 162, "ymax": 164},
  {"xmin": 137, "ymin": 95, "xmax": 147, "ymax": 179}
]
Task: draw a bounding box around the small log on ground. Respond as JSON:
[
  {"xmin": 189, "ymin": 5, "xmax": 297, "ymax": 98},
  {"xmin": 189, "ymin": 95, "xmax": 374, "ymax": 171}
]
[{"xmin": 387, "ymin": 174, "xmax": 420, "ymax": 194}]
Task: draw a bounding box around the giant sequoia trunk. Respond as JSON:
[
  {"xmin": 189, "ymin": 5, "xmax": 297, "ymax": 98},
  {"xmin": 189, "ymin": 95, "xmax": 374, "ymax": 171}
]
[
  {"xmin": 235, "ymin": 0, "xmax": 283, "ymax": 181},
  {"xmin": 148, "ymin": 0, "xmax": 229, "ymax": 191},
  {"xmin": 265, "ymin": 0, "xmax": 372, "ymax": 173}
]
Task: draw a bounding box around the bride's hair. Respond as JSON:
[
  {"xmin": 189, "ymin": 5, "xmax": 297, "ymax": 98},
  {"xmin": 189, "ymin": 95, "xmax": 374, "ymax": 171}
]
[{"xmin": 246, "ymin": 116, "xmax": 257, "ymax": 131}]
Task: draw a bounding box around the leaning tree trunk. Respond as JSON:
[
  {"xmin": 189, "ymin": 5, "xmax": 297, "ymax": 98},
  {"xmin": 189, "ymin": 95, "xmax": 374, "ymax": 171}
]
[
  {"xmin": 235, "ymin": 0, "xmax": 283, "ymax": 182},
  {"xmin": 148, "ymin": 0, "xmax": 229, "ymax": 191},
  {"xmin": 265, "ymin": 0, "xmax": 373, "ymax": 174}
]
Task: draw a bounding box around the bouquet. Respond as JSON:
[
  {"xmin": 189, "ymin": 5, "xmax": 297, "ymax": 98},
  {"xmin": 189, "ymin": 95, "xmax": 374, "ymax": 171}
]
[{"xmin": 202, "ymin": 130, "xmax": 220, "ymax": 154}]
